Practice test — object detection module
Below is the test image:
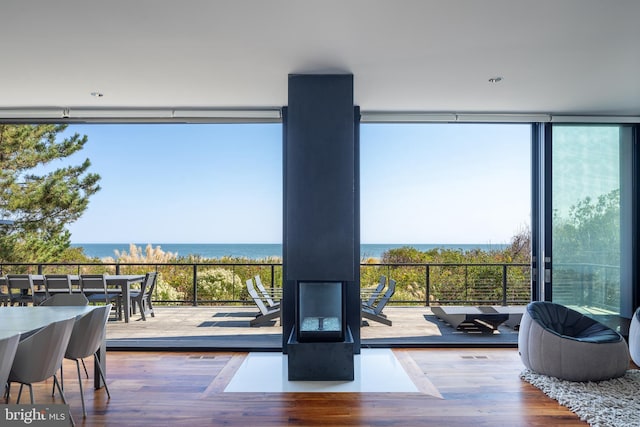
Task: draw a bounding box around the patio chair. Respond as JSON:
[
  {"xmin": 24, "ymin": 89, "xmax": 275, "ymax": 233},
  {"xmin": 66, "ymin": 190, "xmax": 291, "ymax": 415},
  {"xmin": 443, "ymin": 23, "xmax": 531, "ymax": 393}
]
[
  {"xmin": 0, "ymin": 333, "xmax": 20, "ymax": 403},
  {"xmin": 6, "ymin": 274, "xmax": 43, "ymax": 306},
  {"xmin": 40, "ymin": 293, "xmax": 90, "ymax": 306},
  {"xmin": 246, "ymin": 278, "xmax": 280, "ymax": 326},
  {"xmin": 0, "ymin": 277, "xmax": 9, "ymax": 306},
  {"xmin": 80, "ymin": 274, "xmax": 122, "ymax": 320},
  {"xmin": 362, "ymin": 275, "xmax": 387, "ymax": 310},
  {"xmin": 254, "ymin": 275, "xmax": 280, "ymax": 309},
  {"xmin": 7, "ymin": 317, "xmax": 75, "ymax": 425},
  {"xmin": 361, "ymin": 279, "xmax": 396, "ymax": 326},
  {"xmin": 44, "ymin": 274, "xmax": 73, "ymax": 298},
  {"xmin": 40, "ymin": 292, "xmax": 91, "ymax": 384},
  {"xmin": 130, "ymin": 272, "xmax": 157, "ymax": 321},
  {"xmin": 62, "ymin": 304, "xmax": 112, "ymax": 418}
]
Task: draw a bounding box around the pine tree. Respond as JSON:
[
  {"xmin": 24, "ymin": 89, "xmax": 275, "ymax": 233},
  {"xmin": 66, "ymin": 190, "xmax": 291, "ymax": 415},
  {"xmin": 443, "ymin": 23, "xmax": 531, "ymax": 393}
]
[{"xmin": 0, "ymin": 124, "xmax": 100, "ymax": 262}]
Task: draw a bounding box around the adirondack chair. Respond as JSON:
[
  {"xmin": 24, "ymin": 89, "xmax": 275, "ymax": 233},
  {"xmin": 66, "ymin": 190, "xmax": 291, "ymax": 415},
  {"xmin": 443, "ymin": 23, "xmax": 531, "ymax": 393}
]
[
  {"xmin": 362, "ymin": 275, "xmax": 387, "ymax": 310},
  {"xmin": 361, "ymin": 279, "xmax": 396, "ymax": 326},
  {"xmin": 254, "ymin": 275, "xmax": 280, "ymax": 310},
  {"xmin": 246, "ymin": 278, "xmax": 280, "ymax": 326}
]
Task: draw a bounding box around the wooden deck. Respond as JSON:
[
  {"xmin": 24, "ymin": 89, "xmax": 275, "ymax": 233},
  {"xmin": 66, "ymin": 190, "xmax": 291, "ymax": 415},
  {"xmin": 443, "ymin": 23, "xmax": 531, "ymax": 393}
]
[
  {"xmin": 105, "ymin": 306, "xmax": 520, "ymax": 349},
  {"xmin": 17, "ymin": 348, "xmax": 588, "ymax": 426}
]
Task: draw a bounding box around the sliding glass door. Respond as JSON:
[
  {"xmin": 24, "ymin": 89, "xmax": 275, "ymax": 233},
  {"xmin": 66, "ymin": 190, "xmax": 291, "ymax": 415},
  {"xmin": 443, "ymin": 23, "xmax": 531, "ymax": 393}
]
[{"xmin": 549, "ymin": 125, "xmax": 634, "ymax": 328}]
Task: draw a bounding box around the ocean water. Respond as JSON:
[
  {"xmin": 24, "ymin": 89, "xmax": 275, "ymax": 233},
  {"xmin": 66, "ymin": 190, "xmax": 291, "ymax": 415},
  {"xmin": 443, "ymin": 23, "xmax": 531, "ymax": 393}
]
[{"xmin": 71, "ymin": 242, "xmax": 508, "ymax": 260}]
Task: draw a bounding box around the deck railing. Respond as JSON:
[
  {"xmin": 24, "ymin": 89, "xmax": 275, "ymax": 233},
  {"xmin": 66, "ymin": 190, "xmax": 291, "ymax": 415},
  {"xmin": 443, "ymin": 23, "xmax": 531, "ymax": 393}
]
[
  {"xmin": 0, "ymin": 261, "xmax": 532, "ymax": 306},
  {"xmin": 361, "ymin": 263, "xmax": 531, "ymax": 306}
]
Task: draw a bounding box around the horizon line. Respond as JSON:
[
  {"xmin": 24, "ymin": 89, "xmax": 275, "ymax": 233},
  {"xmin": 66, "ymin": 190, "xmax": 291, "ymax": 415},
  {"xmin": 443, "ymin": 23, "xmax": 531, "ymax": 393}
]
[{"xmin": 71, "ymin": 242, "xmax": 510, "ymax": 246}]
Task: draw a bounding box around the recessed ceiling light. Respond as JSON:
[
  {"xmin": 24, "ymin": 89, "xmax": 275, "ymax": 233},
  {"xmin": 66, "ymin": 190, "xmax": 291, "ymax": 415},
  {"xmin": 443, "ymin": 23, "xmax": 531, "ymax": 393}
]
[
  {"xmin": 488, "ymin": 77, "xmax": 503, "ymax": 83},
  {"xmin": 90, "ymin": 91, "xmax": 104, "ymax": 97}
]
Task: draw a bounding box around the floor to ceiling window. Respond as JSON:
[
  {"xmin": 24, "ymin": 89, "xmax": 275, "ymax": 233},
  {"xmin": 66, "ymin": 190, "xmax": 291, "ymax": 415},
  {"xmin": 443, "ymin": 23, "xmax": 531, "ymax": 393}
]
[
  {"xmin": 550, "ymin": 124, "xmax": 634, "ymax": 325},
  {"xmin": 360, "ymin": 123, "xmax": 532, "ymax": 313}
]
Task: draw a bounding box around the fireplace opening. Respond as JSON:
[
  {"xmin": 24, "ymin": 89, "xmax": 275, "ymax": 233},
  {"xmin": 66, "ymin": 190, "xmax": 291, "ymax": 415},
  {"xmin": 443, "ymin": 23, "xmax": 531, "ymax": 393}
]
[{"xmin": 296, "ymin": 281, "xmax": 346, "ymax": 342}]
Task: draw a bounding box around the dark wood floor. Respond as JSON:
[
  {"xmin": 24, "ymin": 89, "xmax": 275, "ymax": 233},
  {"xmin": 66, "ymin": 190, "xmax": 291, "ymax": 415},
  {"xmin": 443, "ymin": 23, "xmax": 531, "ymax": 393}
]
[{"xmin": 14, "ymin": 348, "xmax": 587, "ymax": 427}]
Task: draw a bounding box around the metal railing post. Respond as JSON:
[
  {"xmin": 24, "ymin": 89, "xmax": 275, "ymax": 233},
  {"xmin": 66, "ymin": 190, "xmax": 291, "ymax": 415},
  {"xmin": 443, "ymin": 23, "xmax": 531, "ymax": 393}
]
[
  {"xmin": 502, "ymin": 265, "xmax": 508, "ymax": 306},
  {"xmin": 271, "ymin": 264, "xmax": 276, "ymax": 291},
  {"xmin": 271, "ymin": 264, "xmax": 275, "ymax": 290},
  {"xmin": 425, "ymin": 264, "xmax": 430, "ymax": 306},
  {"xmin": 232, "ymin": 265, "xmax": 236, "ymax": 300},
  {"xmin": 465, "ymin": 265, "xmax": 468, "ymax": 301},
  {"xmin": 192, "ymin": 264, "xmax": 198, "ymax": 306},
  {"xmin": 115, "ymin": 263, "xmax": 121, "ymax": 275}
]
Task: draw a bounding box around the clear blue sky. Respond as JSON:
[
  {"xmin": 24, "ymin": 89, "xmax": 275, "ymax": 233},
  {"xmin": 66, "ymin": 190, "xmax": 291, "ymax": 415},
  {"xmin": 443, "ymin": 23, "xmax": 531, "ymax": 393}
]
[
  {"xmin": 360, "ymin": 123, "xmax": 531, "ymax": 244},
  {"xmin": 56, "ymin": 122, "xmax": 530, "ymax": 244}
]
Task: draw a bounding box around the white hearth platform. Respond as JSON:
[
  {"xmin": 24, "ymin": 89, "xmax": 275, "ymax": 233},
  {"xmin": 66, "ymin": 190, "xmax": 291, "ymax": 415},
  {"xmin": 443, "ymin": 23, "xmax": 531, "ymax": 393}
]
[{"xmin": 224, "ymin": 348, "xmax": 419, "ymax": 393}]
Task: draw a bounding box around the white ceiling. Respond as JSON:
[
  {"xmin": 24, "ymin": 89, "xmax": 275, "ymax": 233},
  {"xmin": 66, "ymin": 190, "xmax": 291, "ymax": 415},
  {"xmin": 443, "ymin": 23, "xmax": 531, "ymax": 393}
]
[{"xmin": 1, "ymin": 0, "xmax": 639, "ymax": 118}]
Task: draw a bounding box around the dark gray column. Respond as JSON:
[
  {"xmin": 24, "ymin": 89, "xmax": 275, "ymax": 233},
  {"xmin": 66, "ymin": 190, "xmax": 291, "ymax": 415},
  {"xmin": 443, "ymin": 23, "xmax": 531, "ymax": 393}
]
[{"xmin": 282, "ymin": 74, "xmax": 360, "ymax": 353}]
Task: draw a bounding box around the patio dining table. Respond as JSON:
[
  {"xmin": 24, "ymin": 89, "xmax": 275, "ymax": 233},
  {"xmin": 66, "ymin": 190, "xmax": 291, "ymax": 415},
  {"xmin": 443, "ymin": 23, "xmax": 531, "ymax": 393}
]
[{"xmin": 1, "ymin": 274, "xmax": 145, "ymax": 323}]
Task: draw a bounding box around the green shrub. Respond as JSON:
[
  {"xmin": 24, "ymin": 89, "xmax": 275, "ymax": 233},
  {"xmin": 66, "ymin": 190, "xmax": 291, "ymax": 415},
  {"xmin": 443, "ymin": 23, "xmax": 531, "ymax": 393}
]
[{"xmin": 196, "ymin": 267, "xmax": 242, "ymax": 302}]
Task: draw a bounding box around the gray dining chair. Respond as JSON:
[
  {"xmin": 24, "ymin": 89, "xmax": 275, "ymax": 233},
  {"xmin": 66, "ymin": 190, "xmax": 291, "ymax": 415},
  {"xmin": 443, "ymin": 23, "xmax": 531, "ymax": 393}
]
[
  {"xmin": 7, "ymin": 317, "xmax": 75, "ymax": 425},
  {"xmin": 6, "ymin": 274, "xmax": 41, "ymax": 306},
  {"xmin": 62, "ymin": 304, "xmax": 112, "ymax": 418},
  {"xmin": 130, "ymin": 272, "xmax": 157, "ymax": 321},
  {"xmin": 41, "ymin": 292, "xmax": 91, "ymax": 385},
  {"xmin": 80, "ymin": 274, "xmax": 122, "ymax": 320},
  {"xmin": 40, "ymin": 293, "xmax": 89, "ymax": 306},
  {"xmin": 0, "ymin": 333, "xmax": 20, "ymax": 403},
  {"xmin": 44, "ymin": 274, "xmax": 73, "ymax": 298}
]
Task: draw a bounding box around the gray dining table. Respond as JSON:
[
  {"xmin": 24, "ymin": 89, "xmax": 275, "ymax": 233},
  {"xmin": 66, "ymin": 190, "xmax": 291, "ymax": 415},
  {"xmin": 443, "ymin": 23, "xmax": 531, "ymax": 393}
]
[
  {"xmin": 0, "ymin": 305, "xmax": 106, "ymax": 389},
  {"xmin": 3, "ymin": 274, "xmax": 146, "ymax": 323},
  {"xmin": 100, "ymin": 275, "xmax": 146, "ymax": 323}
]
